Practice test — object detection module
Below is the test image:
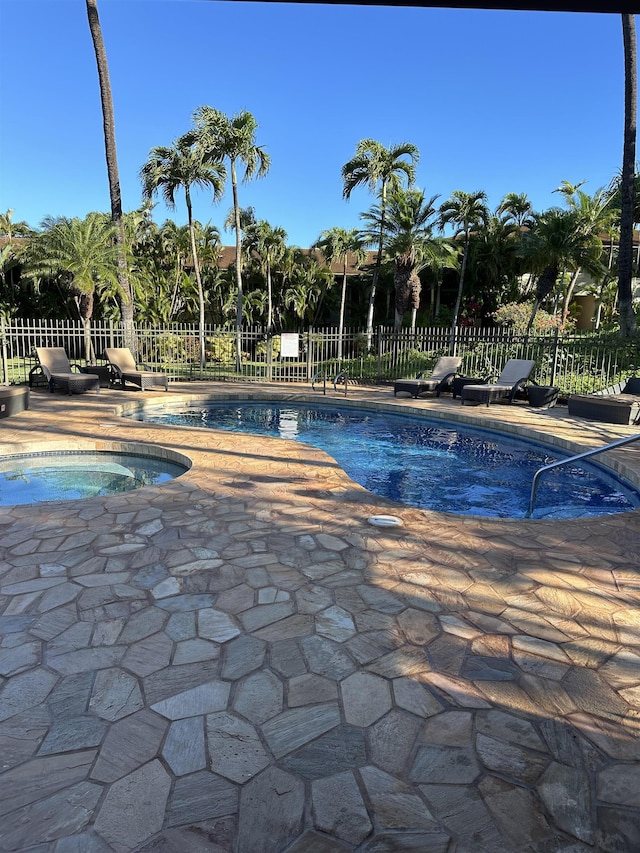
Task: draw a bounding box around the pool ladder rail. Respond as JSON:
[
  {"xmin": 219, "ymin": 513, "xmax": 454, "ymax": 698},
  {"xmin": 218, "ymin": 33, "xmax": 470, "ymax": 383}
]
[
  {"xmin": 312, "ymin": 369, "xmax": 349, "ymax": 397},
  {"xmin": 526, "ymin": 431, "xmax": 640, "ymax": 518}
]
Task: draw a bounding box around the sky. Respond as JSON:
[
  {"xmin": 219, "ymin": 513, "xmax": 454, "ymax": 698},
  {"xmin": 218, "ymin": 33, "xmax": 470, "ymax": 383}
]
[{"xmin": 0, "ymin": 1, "xmax": 633, "ymax": 248}]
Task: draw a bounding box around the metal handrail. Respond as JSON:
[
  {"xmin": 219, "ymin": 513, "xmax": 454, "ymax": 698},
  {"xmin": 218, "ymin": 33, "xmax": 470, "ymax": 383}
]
[
  {"xmin": 311, "ymin": 370, "xmax": 326, "ymax": 394},
  {"xmin": 333, "ymin": 369, "xmax": 348, "ymax": 396},
  {"xmin": 525, "ymin": 431, "xmax": 640, "ymax": 518}
]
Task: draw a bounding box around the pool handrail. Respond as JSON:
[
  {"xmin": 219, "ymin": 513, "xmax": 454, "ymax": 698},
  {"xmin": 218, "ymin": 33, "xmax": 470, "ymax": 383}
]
[
  {"xmin": 333, "ymin": 369, "xmax": 348, "ymax": 396},
  {"xmin": 312, "ymin": 370, "xmax": 327, "ymax": 395},
  {"xmin": 525, "ymin": 431, "xmax": 640, "ymax": 518}
]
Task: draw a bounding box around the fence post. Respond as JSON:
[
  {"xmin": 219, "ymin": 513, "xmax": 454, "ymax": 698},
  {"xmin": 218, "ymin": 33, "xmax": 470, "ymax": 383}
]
[
  {"xmin": 377, "ymin": 326, "xmax": 384, "ymax": 381},
  {"xmin": 306, "ymin": 327, "xmax": 313, "ymax": 381},
  {"xmin": 550, "ymin": 327, "xmax": 560, "ymax": 387},
  {"xmin": 1, "ymin": 317, "xmax": 7, "ymax": 385},
  {"xmin": 266, "ymin": 334, "xmax": 273, "ymax": 382}
]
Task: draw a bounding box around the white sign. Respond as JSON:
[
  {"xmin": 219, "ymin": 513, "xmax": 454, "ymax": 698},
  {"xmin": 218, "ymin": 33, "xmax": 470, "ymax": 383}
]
[{"xmin": 280, "ymin": 333, "xmax": 300, "ymax": 358}]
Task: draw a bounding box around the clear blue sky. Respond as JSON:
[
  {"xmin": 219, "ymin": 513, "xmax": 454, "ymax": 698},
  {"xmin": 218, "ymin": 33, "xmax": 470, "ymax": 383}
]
[{"xmin": 0, "ymin": 1, "xmax": 631, "ymax": 247}]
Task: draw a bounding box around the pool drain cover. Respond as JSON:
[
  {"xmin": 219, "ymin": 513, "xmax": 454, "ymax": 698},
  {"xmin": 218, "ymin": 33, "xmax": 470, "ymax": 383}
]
[{"xmin": 368, "ymin": 515, "xmax": 403, "ymax": 528}]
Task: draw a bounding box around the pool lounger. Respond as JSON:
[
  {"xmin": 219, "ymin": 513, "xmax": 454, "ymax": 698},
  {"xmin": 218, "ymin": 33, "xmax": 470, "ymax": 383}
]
[
  {"xmin": 394, "ymin": 356, "xmax": 462, "ymax": 399},
  {"xmin": 35, "ymin": 347, "xmax": 100, "ymax": 395}
]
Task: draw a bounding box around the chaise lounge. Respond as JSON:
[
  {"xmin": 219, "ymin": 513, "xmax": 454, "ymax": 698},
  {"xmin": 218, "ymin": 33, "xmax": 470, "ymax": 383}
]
[
  {"xmin": 567, "ymin": 378, "xmax": 640, "ymax": 425},
  {"xmin": 34, "ymin": 347, "xmax": 101, "ymax": 395},
  {"xmin": 105, "ymin": 347, "xmax": 168, "ymax": 392},
  {"xmin": 394, "ymin": 356, "xmax": 463, "ymax": 399},
  {"xmin": 460, "ymin": 359, "xmax": 536, "ymax": 407}
]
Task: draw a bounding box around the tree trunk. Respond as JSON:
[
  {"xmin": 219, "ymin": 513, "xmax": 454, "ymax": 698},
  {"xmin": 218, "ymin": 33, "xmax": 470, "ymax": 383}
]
[
  {"xmin": 561, "ymin": 268, "xmax": 581, "ymax": 327},
  {"xmin": 449, "ymin": 236, "xmax": 469, "ymax": 352},
  {"xmin": 266, "ymin": 257, "xmax": 273, "ymax": 336},
  {"xmin": 232, "ymin": 160, "xmax": 243, "ymax": 372},
  {"xmin": 394, "ymin": 259, "xmax": 413, "ymax": 329},
  {"xmin": 618, "ymin": 13, "xmax": 638, "ymax": 337},
  {"xmin": 526, "ymin": 263, "xmax": 558, "ymax": 335},
  {"xmin": 365, "ymin": 181, "xmax": 387, "ymax": 348},
  {"xmin": 338, "ymin": 265, "xmax": 347, "ymax": 361},
  {"xmin": 85, "ymin": 0, "xmax": 135, "ymax": 351},
  {"xmin": 185, "ymin": 191, "xmax": 206, "ymax": 375}
]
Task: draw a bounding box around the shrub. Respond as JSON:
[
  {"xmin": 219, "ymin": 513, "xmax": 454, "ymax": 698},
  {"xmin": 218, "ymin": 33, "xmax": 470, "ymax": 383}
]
[
  {"xmin": 255, "ymin": 336, "xmax": 281, "ymax": 360},
  {"xmin": 206, "ymin": 334, "xmax": 235, "ymax": 363},
  {"xmin": 493, "ymin": 301, "xmax": 566, "ymax": 333}
]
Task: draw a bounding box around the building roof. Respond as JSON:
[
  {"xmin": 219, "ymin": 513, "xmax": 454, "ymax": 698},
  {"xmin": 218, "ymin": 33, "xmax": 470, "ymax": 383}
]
[{"xmin": 224, "ymin": 0, "xmax": 637, "ymax": 13}]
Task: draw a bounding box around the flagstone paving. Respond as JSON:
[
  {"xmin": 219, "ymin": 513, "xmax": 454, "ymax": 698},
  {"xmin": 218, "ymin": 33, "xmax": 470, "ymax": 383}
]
[{"xmin": 0, "ymin": 382, "xmax": 639, "ymax": 852}]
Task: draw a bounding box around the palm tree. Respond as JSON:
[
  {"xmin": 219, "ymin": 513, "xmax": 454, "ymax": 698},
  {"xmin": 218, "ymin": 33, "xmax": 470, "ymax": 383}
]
[
  {"xmin": 245, "ymin": 220, "xmax": 288, "ymax": 335},
  {"xmin": 191, "ymin": 106, "xmax": 271, "ymax": 372},
  {"xmin": 365, "ymin": 188, "xmax": 450, "ymax": 329},
  {"xmin": 470, "ymin": 212, "xmax": 523, "ymax": 311},
  {"xmin": 342, "ymin": 139, "xmax": 419, "ymax": 343},
  {"xmin": 158, "ymin": 220, "xmax": 193, "ymax": 320},
  {"xmin": 438, "ymin": 190, "xmax": 489, "ymax": 347},
  {"xmin": 140, "ymin": 133, "xmax": 225, "ymax": 371},
  {"xmin": 85, "ymin": 0, "xmax": 134, "ymax": 348},
  {"xmin": 618, "ymin": 13, "xmax": 638, "ymax": 337},
  {"xmin": 556, "ymin": 185, "xmax": 616, "ymax": 324},
  {"xmin": 497, "ymin": 192, "xmax": 533, "ymax": 228},
  {"xmin": 26, "ymin": 214, "xmax": 119, "ymax": 361},
  {"xmin": 314, "ymin": 228, "xmax": 366, "ymax": 358},
  {"xmin": 283, "ymin": 255, "xmax": 333, "ymax": 326},
  {"xmin": 519, "ymin": 208, "xmax": 605, "ymax": 333},
  {"xmin": 0, "ymin": 210, "xmax": 33, "ymax": 315}
]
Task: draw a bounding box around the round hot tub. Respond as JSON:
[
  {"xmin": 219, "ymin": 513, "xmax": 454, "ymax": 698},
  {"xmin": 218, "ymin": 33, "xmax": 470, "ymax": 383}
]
[
  {"xmin": 0, "ymin": 386, "xmax": 29, "ymax": 419},
  {"xmin": 0, "ymin": 445, "xmax": 190, "ymax": 506}
]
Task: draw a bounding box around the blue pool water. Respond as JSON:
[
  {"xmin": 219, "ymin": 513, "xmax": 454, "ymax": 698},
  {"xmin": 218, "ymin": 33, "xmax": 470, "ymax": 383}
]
[
  {"xmin": 0, "ymin": 451, "xmax": 188, "ymax": 506},
  {"xmin": 124, "ymin": 402, "xmax": 640, "ymax": 519}
]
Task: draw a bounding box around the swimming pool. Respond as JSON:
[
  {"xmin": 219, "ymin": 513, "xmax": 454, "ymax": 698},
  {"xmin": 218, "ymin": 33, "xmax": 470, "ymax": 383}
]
[
  {"xmin": 0, "ymin": 450, "xmax": 189, "ymax": 506},
  {"xmin": 124, "ymin": 401, "xmax": 640, "ymax": 519}
]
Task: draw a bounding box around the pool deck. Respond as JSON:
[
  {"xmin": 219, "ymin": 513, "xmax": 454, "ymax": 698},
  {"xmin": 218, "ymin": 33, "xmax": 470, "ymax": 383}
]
[{"xmin": 1, "ymin": 381, "xmax": 639, "ymax": 853}]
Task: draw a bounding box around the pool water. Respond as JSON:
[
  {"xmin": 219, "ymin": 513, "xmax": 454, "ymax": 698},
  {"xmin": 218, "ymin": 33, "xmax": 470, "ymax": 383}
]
[
  {"xmin": 0, "ymin": 451, "xmax": 188, "ymax": 506},
  {"xmin": 125, "ymin": 402, "xmax": 640, "ymax": 519}
]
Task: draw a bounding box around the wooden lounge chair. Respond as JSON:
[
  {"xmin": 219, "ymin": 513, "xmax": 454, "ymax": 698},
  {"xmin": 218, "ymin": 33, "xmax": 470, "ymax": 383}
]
[
  {"xmin": 394, "ymin": 356, "xmax": 463, "ymax": 399},
  {"xmin": 105, "ymin": 347, "xmax": 168, "ymax": 392},
  {"xmin": 460, "ymin": 359, "xmax": 536, "ymax": 406},
  {"xmin": 34, "ymin": 347, "xmax": 100, "ymax": 395},
  {"xmin": 567, "ymin": 377, "xmax": 640, "ymax": 425}
]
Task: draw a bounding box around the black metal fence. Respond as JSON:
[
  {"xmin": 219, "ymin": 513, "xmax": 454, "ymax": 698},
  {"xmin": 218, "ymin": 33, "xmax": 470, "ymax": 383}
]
[{"xmin": 2, "ymin": 318, "xmax": 639, "ymax": 396}]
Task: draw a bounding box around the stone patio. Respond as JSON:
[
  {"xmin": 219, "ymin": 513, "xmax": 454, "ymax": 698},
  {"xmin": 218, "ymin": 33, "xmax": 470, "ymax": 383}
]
[{"xmin": 0, "ymin": 382, "xmax": 639, "ymax": 852}]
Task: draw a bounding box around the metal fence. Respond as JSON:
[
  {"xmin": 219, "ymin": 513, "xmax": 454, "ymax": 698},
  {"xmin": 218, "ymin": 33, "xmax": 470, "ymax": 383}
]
[{"xmin": 2, "ymin": 318, "xmax": 639, "ymax": 397}]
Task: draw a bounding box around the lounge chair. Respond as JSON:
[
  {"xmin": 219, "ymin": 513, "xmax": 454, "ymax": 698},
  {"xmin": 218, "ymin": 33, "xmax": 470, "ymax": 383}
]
[
  {"xmin": 105, "ymin": 347, "xmax": 168, "ymax": 392},
  {"xmin": 394, "ymin": 356, "xmax": 463, "ymax": 399},
  {"xmin": 34, "ymin": 347, "xmax": 100, "ymax": 395},
  {"xmin": 460, "ymin": 359, "xmax": 536, "ymax": 406},
  {"xmin": 567, "ymin": 377, "xmax": 640, "ymax": 425}
]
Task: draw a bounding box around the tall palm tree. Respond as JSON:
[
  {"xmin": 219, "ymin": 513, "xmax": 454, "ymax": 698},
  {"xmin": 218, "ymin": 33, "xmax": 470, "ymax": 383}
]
[
  {"xmin": 342, "ymin": 139, "xmax": 419, "ymax": 343},
  {"xmin": 140, "ymin": 134, "xmax": 225, "ymax": 371},
  {"xmin": 245, "ymin": 220, "xmax": 288, "ymax": 335},
  {"xmin": 191, "ymin": 106, "xmax": 270, "ymax": 371},
  {"xmin": 314, "ymin": 228, "xmax": 366, "ymax": 358},
  {"xmin": 85, "ymin": 0, "xmax": 134, "ymax": 348},
  {"xmin": 26, "ymin": 214, "xmax": 119, "ymax": 361},
  {"xmin": 438, "ymin": 190, "xmax": 489, "ymax": 347},
  {"xmin": 618, "ymin": 13, "xmax": 638, "ymax": 337}
]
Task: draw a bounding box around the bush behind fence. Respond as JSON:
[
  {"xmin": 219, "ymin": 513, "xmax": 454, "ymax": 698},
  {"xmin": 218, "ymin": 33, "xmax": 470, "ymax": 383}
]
[{"xmin": 1, "ymin": 318, "xmax": 638, "ymax": 396}]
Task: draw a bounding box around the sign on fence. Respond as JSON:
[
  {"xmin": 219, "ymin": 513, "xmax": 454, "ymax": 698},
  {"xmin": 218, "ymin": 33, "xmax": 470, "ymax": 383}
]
[{"xmin": 280, "ymin": 333, "xmax": 300, "ymax": 358}]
